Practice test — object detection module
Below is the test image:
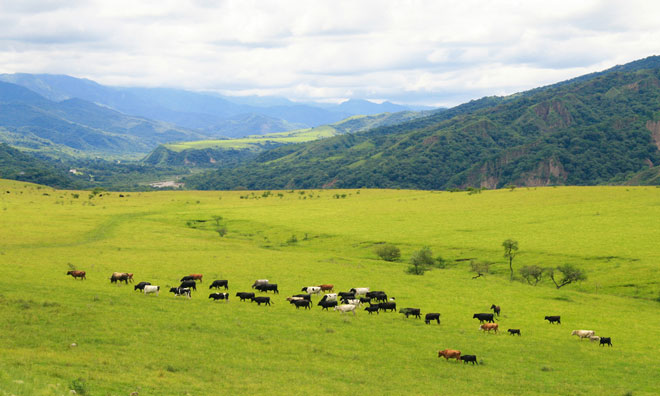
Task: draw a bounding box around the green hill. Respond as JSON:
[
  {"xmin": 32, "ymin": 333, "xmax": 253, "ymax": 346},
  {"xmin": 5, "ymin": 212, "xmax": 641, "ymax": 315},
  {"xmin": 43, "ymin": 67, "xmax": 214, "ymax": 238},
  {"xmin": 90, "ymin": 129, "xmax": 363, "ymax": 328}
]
[
  {"xmin": 184, "ymin": 56, "xmax": 660, "ymax": 190},
  {"xmin": 0, "ymin": 143, "xmax": 81, "ymax": 188}
]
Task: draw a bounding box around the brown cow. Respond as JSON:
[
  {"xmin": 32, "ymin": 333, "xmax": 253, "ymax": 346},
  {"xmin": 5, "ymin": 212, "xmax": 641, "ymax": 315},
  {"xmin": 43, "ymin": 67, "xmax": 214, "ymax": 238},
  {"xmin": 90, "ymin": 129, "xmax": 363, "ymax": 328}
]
[
  {"xmin": 189, "ymin": 274, "xmax": 203, "ymax": 283},
  {"xmin": 318, "ymin": 284, "xmax": 334, "ymax": 292},
  {"xmin": 438, "ymin": 349, "xmax": 461, "ymax": 361},
  {"xmin": 110, "ymin": 272, "xmax": 132, "ymax": 284},
  {"xmin": 480, "ymin": 323, "xmax": 499, "ymax": 333},
  {"xmin": 67, "ymin": 270, "xmax": 86, "ymax": 280}
]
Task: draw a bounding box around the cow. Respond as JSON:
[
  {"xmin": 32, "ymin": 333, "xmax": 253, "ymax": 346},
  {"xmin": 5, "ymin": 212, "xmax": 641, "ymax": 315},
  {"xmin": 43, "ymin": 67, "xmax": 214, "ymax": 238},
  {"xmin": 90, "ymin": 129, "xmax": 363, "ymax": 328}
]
[
  {"xmin": 364, "ymin": 305, "xmax": 380, "ymax": 314},
  {"xmin": 378, "ymin": 302, "xmax": 396, "ymax": 312},
  {"xmin": 67, "ymin": 270, "xmax": 86, "ymax": 280},
  {"xmin": 292, "ymin": 293, "xmax": 312, "ymax": 300},
  {"xmin": 599, "ymin": 337, "xmax": 612, "ymax": 347},
  {"xmin": 571, "ymin": 330, "xmax": 595, "ymax": 340},
  {"xmin": 359, "ymin": 297, "xmax": 371, "ymax": 304},
  {"xmin": 209, "ymin": 280, "xmax": 229, "ymax": 290},
  {"xmin": 334, "ymin": 304, "xmax": 357, "ymax": 315},
  {"xmin": 209, "ymin": 292, "xmax": 229, "ymax": 301},
  {"xmin": 143, "ymin": 285, "xmax": 160, "ymax": 296},
  {"xmin": 366, "ymin": 291, "xmax": 387, "ymax": 302},
  {"xmin": 460, "ymin": 355, "xmax": 478, "ymax": 365},
  {"xmin": 545, "ymin": 315, "xmax": 561, "ymax": 324},
  {"xmin": 319, "ymin": 293, "xmax": 337, "ymax": 304},
  {"xmin": 169, "ymin": 287, "xmax": 191, "ymax": 299},
  {"xmin": 180, "ymin": 275, "xmax": 195, "ymax": 282},
  {"xmin": 318, "ymin": 284, "xmax": 334, "ymax": 292},
  {"xmin": 508, "ymin": 329, "xmax": 521, "ymax": 336},
  {"xmin": 480, "ymin": 323, "xmax": 499, "ymax": 333},
  {"xmin": 338, "ymin": 291, "xmax": 356, "ymax": 299},
  {"xmin": 235, "ymin": 292, "xmax": 255, "ymax": 301},
  {"xmin": 252, "ymin": 279, "xmax": 269, "ymax": 289},
  {"xmin": 189, "ymin": 274, "xmax": 203, "ymax": 283},
  {"xmin": 349, "ymin": 287, "xmax": 369, "ymax": 296},
  {"xmin": 490, "ymin": 304, "xmax": 501, "ymax": 316},
  {"xmin": 134, "ymin": 281, "xmax": 151, "ymax": 291},
  {"xmin": 251, "ymin": 296, "xmax": 271, "ymax": 306},
  {"xmin": 425, "ymin": 313, "xmax": 441, "ymax": 324},
  {"xmin": 400, "ymin": 308, "xmax": 422, "ymax": 319},
  {"xmin": 302, "ymin": 286, "xmax": 321, "ymax": 295},
  {"xmin": 291, "ymin": 299, "xmax": 311, "ymax": 309},
  {"xmin": 110, "ymin": 272, "xmax": 131, "ymax": 284},
  {"xmin": 179, "ymin": 280, "xmax": 197, "ymax": 291},
  {"xmin": 437, "ymin": 349, "xmax": 461, "ymax": 362},
  {"xmin": 256, "ymin": 283, "xmax": 279, "ymax": 294},
  {"xmin": 589, "ymin": 335, "xmax": 601, "ymax": 342},
  {"xmin": 318, "ymin": 300, "xmax": 338, "ymax": 310},
  {"xmin": 473, "ymin": 313, "xmax": 495, "ymax": 323},
  {"xmin": 344, "ymin": 299, "xmax": 362, "ymax": 306}
]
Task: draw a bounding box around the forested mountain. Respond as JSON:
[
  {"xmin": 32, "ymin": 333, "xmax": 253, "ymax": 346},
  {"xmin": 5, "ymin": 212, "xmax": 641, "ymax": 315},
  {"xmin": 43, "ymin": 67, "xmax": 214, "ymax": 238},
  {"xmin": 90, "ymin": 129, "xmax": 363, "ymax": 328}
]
[
  {"xmin": 0, "ymin": 143, "xmax": 81, "ymax": 188},
  {"xmin": 184, "ymin": 56, "xmax": 660, "ymax": 190}
]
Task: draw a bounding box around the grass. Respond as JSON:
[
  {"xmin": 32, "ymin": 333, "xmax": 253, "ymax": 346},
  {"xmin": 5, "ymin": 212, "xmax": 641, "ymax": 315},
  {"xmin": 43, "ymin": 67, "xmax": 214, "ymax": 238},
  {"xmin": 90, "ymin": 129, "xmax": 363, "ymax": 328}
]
[{"xmin": 0, "ymin": 180, "xmax": 659, "ymax": 395}]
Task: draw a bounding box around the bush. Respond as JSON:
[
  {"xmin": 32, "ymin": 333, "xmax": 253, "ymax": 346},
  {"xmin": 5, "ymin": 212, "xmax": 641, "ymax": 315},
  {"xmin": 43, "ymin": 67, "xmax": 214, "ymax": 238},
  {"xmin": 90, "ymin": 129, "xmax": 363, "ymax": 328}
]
[
  {"xmin": 407, "ymin": 247, "xmax": 434, "ymax": 275},
  {"xmin": 375, "ymin": 244, "xmax": 401, "ymax": 261},
  {"xmin": 69, "ymin": 378, "xmax": 89, "ymax": 395}
]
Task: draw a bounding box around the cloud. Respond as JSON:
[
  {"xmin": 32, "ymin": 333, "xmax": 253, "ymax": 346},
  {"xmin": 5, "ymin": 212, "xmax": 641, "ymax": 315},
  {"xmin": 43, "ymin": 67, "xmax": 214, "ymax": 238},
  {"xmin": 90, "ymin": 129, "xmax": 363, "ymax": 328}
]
[{"xmin": 0, "ymin": 0, "xmax": 659, "ymax": 106}]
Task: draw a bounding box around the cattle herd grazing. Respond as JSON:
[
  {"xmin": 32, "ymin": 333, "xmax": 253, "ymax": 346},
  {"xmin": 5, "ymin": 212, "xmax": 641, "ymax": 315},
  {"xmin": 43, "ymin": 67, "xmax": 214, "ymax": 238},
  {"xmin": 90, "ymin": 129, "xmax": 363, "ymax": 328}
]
[{"xmin": 69, "ymin": 271, "xmax": 614, "ymax": 364}]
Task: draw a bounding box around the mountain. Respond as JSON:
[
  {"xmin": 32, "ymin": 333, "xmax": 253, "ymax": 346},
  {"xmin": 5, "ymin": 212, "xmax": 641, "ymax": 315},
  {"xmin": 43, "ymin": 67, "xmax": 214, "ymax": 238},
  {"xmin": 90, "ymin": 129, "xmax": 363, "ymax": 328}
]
[
  {"xmin": 0, "ymin": 81, "xmax": 205, "ymax": 158},
  {"xmin": 0, "ymin": 143, "xmax": 81, "ymax": 188},
  {"xmin": 183, "ymin": 56, "xmax": 660, "ymax": 190}
]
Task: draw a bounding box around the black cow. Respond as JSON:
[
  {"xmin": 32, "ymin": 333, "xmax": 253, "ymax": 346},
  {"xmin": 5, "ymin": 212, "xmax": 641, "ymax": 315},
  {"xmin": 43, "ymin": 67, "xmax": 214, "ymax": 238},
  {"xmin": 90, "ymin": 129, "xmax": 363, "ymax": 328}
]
[
  {"xmin": 473, "ymin": 313, "xmax": 495, "ymax": 323},
  {"xmin": 251, "ymin": 296, "xmax": 271, "ymax": 306},
  {"xmin": 508, "ymin": 329, "xmax": 521, "ymax": 336},
  {"xmin": 425, "ymin": 313, "xmax": 441, "ymax": 324},
  {"xmin": 180, "ymin": 275, "xmax": 194, "ymax": 282},
  {"xmin": 134, "ymin": 281, "xmax": 151, "ymax": 291},
  {"xmin": 209, "ymin": 280, "xmax": 229, "ymax": 290},
  {"xmin": 235, "ymin": 292, "xmax": 255, "ymax": 301},
  {"xmin": 179, "ymin": 280, "xmax": 197, "ymax": 291},
  {"xmin": 291, "ymin": 299, "xmax": 311, "ymax": 309},
  {"xmin": 364, "ymin": 305, "xmax": 380, "ymax": 314},
  {"xmin": 400, "ymin": 308, "xmax": 421, "ymax": 319},
  {"xmin": 378, "ymin": 302, "xmax": 396, "ymax": 312},
  {"xmin": 318, "ymin": 300, "xmax": 338, "ymax": 310},
  {"xmin": 169, "ymin": 287, "xmax": 191, "ymax": 298},
  {"xmin": 359, "ymin": 297, "xmax": 371, "ymax": 304},
  {"xmin": 599, "ymin": 337, "xmax": 612, "ymax": 347},
  {"xmin": 366, "ymin": 291, "xmax": 387, "ymax": 302},
  {"xmin": 209, "ymin": 292, "xmax": 229, "ymax": 301},
  {"xmin": 490, "ymin": 304, "xmax": 501, "ymax": 316},
  {"xmin": 460, "ymin": 355, "xmax": 478, "ymax": 365},
  {"xmin": 338, "ymin": 291, "xmax": 355, "ymax": 299},
  {"xmin": 545, "ymin": 315, "xmax": 561, "ymax": 324},
  {"xmin": 256, "ymin": 283, "xmax": 279, "ymax": 294},
  {"xmin": 293, "ymin": 293, "xmax": 312, "ymax": 301}
]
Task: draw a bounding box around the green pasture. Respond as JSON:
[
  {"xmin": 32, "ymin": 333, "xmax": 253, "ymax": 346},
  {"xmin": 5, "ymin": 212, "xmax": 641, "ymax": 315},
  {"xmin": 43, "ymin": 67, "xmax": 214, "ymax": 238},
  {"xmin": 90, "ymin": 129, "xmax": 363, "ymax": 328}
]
[{"xmin": 0, "ymin": 180, "xmax": 659, "ymax": 395}]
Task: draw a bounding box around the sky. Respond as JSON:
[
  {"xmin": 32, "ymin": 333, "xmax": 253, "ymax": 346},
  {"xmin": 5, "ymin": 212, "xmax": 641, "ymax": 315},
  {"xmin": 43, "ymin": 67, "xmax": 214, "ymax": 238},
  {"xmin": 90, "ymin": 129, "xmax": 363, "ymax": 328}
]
[{"xmin": 1, "ymin": 0, "xmax": 659, "ymax": 107}]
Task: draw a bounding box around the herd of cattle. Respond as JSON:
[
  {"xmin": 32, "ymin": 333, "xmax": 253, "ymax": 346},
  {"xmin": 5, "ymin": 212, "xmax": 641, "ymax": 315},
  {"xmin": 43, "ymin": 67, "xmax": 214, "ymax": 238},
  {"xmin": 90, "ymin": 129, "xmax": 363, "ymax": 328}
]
[{"xmin": 67, "ymin": 270, "xmax": 614, "ymax": 364}]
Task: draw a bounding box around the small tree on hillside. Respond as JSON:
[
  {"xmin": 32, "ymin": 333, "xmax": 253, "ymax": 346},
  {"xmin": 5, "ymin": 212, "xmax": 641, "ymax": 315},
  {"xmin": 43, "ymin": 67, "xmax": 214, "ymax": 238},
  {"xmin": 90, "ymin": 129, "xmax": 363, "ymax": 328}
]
[
  {"xmin": 519, "ymin": 265, "xmax": 544, "ymax": 285},
  {"xmin": 502, "ymin": 239, "xmax": 519, "ymax": 281},
  {"xmin": 470, "ymin": 260, "xmax": 491, "ymax": 279},
  {"xmin": 407, "ymin": 247, "xmax": 434, "ymax": 275},
  {"xmin": 547, "ymin": 264, "xmax": 587, "ymax": 289},
  {"xmin": 375, "ymin": 244, "xmax": 401, "ymax": 262}
]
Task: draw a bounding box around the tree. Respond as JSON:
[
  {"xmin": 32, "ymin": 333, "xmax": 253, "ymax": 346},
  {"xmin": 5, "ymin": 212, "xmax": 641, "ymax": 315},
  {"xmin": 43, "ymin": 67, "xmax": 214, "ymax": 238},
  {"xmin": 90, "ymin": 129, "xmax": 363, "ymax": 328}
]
[
  {"xmin": 502, "ymin": 239, "xmax": 519, "ymax": 281},
  {"xmin": 375, "ymin": 244, "xmax": 401, "ymax": 262},
  {"xmin": 547, "ymin": 264, "xmax": 587, "ymax": 289},
  {"xmin": 470, "ymin": 260, "xmax": 491, "ymax": 279},
  {"xmin": 519, "ymin": 265, "xmax": 544, "ymax": 285},
  {"xmin": 407, "ymin": 247, "xmax": 434, "ymax": 275}
]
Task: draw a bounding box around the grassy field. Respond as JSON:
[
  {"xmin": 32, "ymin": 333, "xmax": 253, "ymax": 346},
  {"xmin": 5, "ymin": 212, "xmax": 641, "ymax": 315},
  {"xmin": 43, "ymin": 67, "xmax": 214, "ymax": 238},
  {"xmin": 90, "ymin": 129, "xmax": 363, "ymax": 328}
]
[{"xmin": 1, "ymin": 180, "xmax": 659, "ymax": 395}]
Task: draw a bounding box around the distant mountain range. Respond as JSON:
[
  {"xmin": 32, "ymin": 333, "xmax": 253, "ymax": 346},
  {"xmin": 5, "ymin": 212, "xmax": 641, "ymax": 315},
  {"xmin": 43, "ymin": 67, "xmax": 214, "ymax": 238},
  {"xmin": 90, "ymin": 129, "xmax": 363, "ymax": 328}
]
[{"xmin": 184, "ymin": 55, "xmax": 660, "ymax": 189}]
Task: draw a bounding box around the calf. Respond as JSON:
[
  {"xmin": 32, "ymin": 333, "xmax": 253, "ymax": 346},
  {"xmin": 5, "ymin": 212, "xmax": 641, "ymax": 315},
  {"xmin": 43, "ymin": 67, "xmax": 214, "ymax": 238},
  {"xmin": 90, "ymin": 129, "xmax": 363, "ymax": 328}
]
[
  {"xmin": 545, "ymin": 315, "xmax": 561, "ymax": 324},
  {"xmin": 251, "ymin": 296, "xmax": 271, "ymax": 306},
  {"xmin": 425, "ymin": 313, "xmax": 441, "ymax": 324},
  {"xmin": 599, "ymin": 337, "xmax": 612, "ymax": 347},
  {"xmin": 143, "ymin": 285, "xmax": 160, "ymax": 296},
  {"xmin": 508, "ymin": 329, "xmax": 521, "ymax": 336},
  {"xmin": 235, "ymin": 292, "xmax": 255, "ymax": 301},
  {"xmin": 437, "ymin": 349, "xmax": 461, "ymax": 362},
  {"xmin": 473, "ymin": 313, "xmax": 495, "ymax": 323},
  {"xmin": 291, "ymin": 299, "xmax": 311, "ymax": 309},
  {"xmin": 179, "ymin": 280, "xmax": 197, "ymax": 291},
  {"xmin": 169, "ymin": 287, "xmax": 191, "ymax": 299},
  {"xmin": 334, "ymin": 304, "xmax": 357, "ymax": 315},
  {"xmin": 460, "ymin": 355, "xmax": 478, "ymax": 365},
  {"xmin": 209, "ymin": 280, "xmax": 229, "ymax": 290},
  {"xmin": 364, "ymin": 305, "xmax": 380, "ymax": 315},
  {"xmin": 67, "ymin": 270, "xmax": 86, "ymax": 280},
  {"xmin": 400, "ymin": 308, "xmax": 421, "ymax": 319},
  {"xmin": 490, "ymin": 304, "xmax": 501, "ymax": 316},
  {"xmin": 209, "ymin": 292, "xmax": 229, "ymax": 301},
  {"xmin": 134, "ymin": 281, "xmax": 151, "ymax": 291},
  {"xmin": 378, "ymin": 302, "xmax": 397, "ymax": 312},
  {"xmin": 318, "ymin": 300, "xmax": 338, "ymax": 310},
  {"xmin": 480, "ymin": 323, "xmax": 499, "ymax": 333}
]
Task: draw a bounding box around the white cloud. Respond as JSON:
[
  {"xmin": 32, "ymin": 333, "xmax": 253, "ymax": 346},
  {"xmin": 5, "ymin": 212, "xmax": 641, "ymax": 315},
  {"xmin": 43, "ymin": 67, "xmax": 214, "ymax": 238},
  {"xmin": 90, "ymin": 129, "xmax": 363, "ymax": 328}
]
[{"xmin": 0, "ymin": 0, "xmax": 659, "ymax": 106}]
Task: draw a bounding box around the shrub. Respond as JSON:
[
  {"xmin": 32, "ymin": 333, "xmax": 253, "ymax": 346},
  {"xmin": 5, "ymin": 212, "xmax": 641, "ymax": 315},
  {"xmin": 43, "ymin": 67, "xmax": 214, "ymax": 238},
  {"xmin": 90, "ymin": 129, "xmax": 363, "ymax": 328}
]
[
  {"xmin": 69, "ymin": 378, "xmax": 89, "ymax": 395},
  {"xmin": 407, "ymin": 247, "xmax": 434, "ymax": 275},
  {"xmin": 286, "ymin": 234, "xmax": 298, "ymax": 244},
  {"xmin": 520, "ymin": 265, "xmax": 544, "ymax": 285},
  {"xmin": 375, "ymin": 244, "xmax": 401, "ymax": 261}
]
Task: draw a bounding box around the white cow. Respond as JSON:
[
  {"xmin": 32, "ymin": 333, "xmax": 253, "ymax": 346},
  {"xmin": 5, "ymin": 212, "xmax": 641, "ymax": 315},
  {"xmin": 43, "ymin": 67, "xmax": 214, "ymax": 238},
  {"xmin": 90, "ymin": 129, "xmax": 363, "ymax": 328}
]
[
  {"xmin": 589, "ymin": 335, "xmax": 601, "ymax": 342},
  {"xmin": 144, "ymin": 285, "xmax": 160, "ymax": 296},
  {"xmin": 571, "ymin": 330, "xmax": 595, "ymax": 340},
  {"xmin": 345, "ymin": 299, "xmax": 362, "ymax": 306},
  {"xmin": 320, "ymin": 293, "xmax": 337, "ymax": 303},
  {"xmin": 349, "ymin": 287, "xmax": 369, "ymax": 296},
  {"xmin": 334, "ymin": 304, "xmax": 357, "ymax": 315},
  {"xmin": 302, "ymin": 286, "xmax": 322, "ymax": 295}
]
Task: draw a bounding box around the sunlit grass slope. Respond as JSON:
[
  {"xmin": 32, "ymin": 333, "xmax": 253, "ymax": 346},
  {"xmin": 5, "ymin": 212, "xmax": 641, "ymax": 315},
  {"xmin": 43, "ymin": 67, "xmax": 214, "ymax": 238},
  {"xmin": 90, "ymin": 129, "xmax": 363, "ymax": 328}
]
[{"xmin": 0, "ymin": 180, "xmax": 659, "ymax": 395}]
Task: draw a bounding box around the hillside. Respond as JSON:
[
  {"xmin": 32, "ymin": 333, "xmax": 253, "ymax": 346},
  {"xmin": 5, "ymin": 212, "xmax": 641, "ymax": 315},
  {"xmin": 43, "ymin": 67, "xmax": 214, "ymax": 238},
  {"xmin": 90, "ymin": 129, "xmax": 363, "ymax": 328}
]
[
  {"xmin": 0, "ymin": 143, "xmax": 81, "ymax": 188},
  {"xmin": 184, "ymin": 56, "xmax": 660, "ymax": 190}
]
